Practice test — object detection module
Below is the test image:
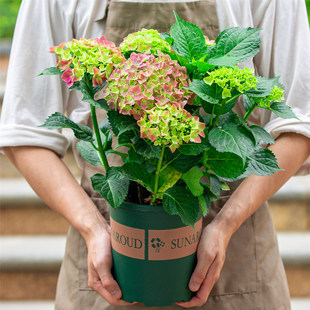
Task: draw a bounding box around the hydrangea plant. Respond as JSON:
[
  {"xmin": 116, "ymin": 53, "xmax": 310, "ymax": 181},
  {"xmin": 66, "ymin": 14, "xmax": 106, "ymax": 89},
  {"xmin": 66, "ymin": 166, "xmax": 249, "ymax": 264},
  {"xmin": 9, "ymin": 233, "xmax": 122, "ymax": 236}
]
[{"xmin": 40, "ymin": 13, "xmax": 298, "ymax": 227}]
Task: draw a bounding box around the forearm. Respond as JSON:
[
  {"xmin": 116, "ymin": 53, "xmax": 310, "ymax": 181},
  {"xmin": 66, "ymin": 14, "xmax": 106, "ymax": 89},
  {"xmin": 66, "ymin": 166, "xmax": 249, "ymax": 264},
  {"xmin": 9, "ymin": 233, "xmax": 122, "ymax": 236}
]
[
  {"xmin": 4, "ymin": 146, "xmax": 108, "ymax": 242},
  {"xmin": 213, "ymin": 133, "xmax": 310, "ymax": 237}
]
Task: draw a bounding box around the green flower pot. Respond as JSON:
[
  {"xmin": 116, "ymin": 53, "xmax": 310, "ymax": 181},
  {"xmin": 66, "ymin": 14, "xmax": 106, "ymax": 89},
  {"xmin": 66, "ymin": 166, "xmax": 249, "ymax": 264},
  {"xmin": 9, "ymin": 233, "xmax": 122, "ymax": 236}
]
[{"xmin": 110, "ymin": 202, "xmax": 202, "ymax": 307}]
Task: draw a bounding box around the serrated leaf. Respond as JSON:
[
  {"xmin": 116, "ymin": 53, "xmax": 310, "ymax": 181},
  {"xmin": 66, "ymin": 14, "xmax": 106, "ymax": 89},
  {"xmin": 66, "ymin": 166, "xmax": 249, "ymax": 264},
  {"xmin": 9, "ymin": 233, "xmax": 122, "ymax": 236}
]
[
  {"xmin": 118, "ymin": 130, "xmax": 135, "ymax": 146},
  {"xmin": 208, "ymin": 123, "xmax": 256, "ymax": 162},
  {"xmin": 40, "ymin": 112, "xmax": 93, "ymax": 141},
  {"xmin": 198, "ymin": 194, "xmax": 209, "ymax": 217},
  {"xmin": 76, "ymin": 140, "xmax": 101, "ymax": 166},
  {"xmin": 134, "ymin": 138, "xmax": 161, "ymax": 159},
  {"xmin": 99, "ymin": 118, "xmax": 112, "ymax": 134},
  {"xmin": 178, "ymin": 139, "xmax": 210, "ymax": 156},
  {"xmin": 210, "ymin": 174, "xmax": 222, "ymax": 196},
  {"xmin": 245, "ymin": 76, "xmax": 283, "ymax": 97},
  {"xmin": 250, "ymin": 125, "xmax": 275, "ymax": 145},
  {"xmin": 157, "ymin": 167, "xmax": 182, "ymax": 195},
  {"xmin": 37, "ymin": 67, "xmax": 62, "ymax": 76},
  {"xmin": 181, "ymin": 166, "xmax": 204, "ymax": 197},
  {"xmin": 247, "ymin": 148, "xmax": 281, "ymax": 176},
  {"xmin": 170, "ymin": 12, "xmax": 207, "ymax": 61},
  {"xmin": 168, "ymin": 151, "xmax": 202, "ymax": 173},
  {"xmin": 208, "ymin": 27, "xmax": 261, "ymax": 63},
  {"xmin": 121, "ymin": 162, "xmax": 153, "ymax": 191},
  {"xmin": 163, "ymin": 186, "xmax": 199, "ymax": 227},
  {"xmin": 207, "ymin": 54, "xmax": 239, "ymax": 67},
  {"xmin": 203, "ymin": 147, "xmax": 246, "ymax": 179},
  {"xmin": 108, "ymin": 110, "xmax": 139, "ymax": 136},
  {"xmin": 187, "ymin": 79, "xmax": 219, "ymax": 104},
  {"xmin": 270, "ymin": 102, "xmax": 299, "ymax": 119},
  {"xmin": 243, "ymin": 95, "xmax": 254, "ymax": 112},
  {"xmin": 91, "ymin": 168, "xmax": 129, "ymax": 208}
]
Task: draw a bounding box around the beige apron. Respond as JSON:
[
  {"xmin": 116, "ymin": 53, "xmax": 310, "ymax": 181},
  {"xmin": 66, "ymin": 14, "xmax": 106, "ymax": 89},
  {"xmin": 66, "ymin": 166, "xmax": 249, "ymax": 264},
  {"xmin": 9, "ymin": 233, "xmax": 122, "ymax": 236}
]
[{"xmin": 55, "ymin": 1, "xmax": 291, "ymax": 309}]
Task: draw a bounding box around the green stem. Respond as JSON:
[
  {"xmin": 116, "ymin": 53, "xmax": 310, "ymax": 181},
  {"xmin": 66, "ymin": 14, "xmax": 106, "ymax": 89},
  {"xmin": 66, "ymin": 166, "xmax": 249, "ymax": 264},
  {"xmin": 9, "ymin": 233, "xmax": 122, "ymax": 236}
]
[
  {"xmin": 85, "ymin": 75, "xmax": 109, "ymax": 171},
  {"xmin": 151, "ymin": 146, "xmax": 166, "ymax": 205},
  {"xmin": 90, "ymin": 104, "xmax": 110, "ymax": 171},
  {"xmin": 243, "ymin": 104, "xmax": 258, "ymax": 122}
]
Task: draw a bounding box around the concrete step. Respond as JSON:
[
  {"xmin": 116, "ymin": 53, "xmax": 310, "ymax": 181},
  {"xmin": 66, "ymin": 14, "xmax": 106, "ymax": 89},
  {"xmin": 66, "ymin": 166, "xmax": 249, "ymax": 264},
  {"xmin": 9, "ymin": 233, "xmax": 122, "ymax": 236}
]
[
  {"xmin": 0, "ymin": 233, "xmax": 310, "ymax": 299},
  {"xmin": 0, "ymin": 299, "xmax": 310, "ymax": 310}
]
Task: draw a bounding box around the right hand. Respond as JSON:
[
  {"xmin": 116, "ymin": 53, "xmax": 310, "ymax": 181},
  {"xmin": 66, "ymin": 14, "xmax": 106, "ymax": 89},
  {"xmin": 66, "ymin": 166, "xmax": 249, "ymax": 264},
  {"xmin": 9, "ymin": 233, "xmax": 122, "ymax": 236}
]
[{"xmin": 86, "ymin": 225, "xmax": 135, "ymax": 306}]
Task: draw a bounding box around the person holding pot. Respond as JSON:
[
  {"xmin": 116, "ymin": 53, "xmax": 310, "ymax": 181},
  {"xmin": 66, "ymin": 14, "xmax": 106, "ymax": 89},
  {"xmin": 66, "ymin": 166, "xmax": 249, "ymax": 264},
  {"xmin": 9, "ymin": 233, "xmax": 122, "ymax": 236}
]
[{"xmin": 1, "ymin": 0, "xmax": 310, "ymax": 309}]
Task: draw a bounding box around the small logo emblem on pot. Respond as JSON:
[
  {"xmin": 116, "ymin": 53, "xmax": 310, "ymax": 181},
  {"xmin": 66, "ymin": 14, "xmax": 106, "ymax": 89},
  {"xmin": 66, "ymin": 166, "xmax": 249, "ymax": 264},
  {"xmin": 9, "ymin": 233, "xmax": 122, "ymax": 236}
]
[{"xmin": 151, "ymin": 238, "xmax": 165, "ymax": 253}]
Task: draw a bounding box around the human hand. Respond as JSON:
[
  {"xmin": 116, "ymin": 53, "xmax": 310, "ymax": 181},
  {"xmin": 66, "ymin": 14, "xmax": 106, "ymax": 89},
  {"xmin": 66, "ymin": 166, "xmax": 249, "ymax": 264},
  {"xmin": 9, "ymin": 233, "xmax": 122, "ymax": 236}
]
[
  {"xmin": 176, "ymin": 222, "xmax": 231, "ymax": 308},
  {"xmin": 86, "ymin": 225, "xmax": 135, "ymax": 306}
]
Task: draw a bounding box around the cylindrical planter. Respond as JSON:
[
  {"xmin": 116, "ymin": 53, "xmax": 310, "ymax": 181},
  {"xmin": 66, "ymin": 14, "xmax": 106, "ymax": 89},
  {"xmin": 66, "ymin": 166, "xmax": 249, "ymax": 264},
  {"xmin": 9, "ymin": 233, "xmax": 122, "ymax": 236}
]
[{"xmin": 110, "ymin": 202, "xmax": 202, "ymax": 307}]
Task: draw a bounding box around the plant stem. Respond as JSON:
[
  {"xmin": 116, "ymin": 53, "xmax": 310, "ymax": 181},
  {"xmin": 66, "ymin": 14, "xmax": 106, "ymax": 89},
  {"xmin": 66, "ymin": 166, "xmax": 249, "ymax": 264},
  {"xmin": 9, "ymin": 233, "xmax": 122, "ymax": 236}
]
[
  {"xmin": 243, "ymin": 104, "xmax": 258, "ymax": 122},
  {"xmin": 151, "ymin": 146, "xmax": 165, "ymax": 205},
  {"xmin": 90, "ymin": 104, "xmax": 110, "ymax": 171}
]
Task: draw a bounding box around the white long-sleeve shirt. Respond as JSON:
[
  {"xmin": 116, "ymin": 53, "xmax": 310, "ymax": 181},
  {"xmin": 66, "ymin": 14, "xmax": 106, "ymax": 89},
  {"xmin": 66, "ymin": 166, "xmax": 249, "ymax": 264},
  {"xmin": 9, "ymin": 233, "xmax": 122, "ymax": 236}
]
[{"xmin": 1, "ymin": 0, "xmax": 310, "ymax": 174}]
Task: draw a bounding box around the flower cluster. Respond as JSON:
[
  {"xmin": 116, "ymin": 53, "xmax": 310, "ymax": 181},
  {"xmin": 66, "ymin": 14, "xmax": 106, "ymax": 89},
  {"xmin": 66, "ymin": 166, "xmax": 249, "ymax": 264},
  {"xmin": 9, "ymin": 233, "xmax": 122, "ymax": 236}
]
[
  {"xmin": 103, "ymin": 52, "xmax": 192, "ymax": 120},
  {"xmin": 137, "ymin": 104, "xmax": 206, "ymax": 152},
  {"xmin": 252, "ymin": 86, "xmax": 284, "ymax": 108},
  {"xmin": 49, "ymin": 36, "xmax": 125, "ymax": 87},
  {"xmin": 203, "ymin": 67, "xmax": 258, "ymax": 98},
  {"xmin": 120, "ymin": 29, "xmax": 172, "ymax": 55}
]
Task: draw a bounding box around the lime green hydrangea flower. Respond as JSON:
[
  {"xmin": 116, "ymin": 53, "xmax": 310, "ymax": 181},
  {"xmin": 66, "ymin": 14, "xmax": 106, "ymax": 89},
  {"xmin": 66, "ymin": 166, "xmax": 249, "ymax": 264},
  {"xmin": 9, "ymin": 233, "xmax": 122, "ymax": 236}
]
[
  {"xmin": 120, "ymin": 29, "xmax": 172, "ymax": 56},
  {"xmin": 203, "ymin": 67, "xmax": 259, "ymax": 99},
  {"xmin": 103, "ymin": 52, "xmax": 192, "ymax": 120},
  {"xmin": 137, "ymin": 104, "xmax": 205, "ymax": 152},
  {"xmin": 252, "ymin": 86, "xmax": 285, "ymax": 108},
  {"xmin": 49, "ymin": 36, "xmax": 125, "ymax": 87}
]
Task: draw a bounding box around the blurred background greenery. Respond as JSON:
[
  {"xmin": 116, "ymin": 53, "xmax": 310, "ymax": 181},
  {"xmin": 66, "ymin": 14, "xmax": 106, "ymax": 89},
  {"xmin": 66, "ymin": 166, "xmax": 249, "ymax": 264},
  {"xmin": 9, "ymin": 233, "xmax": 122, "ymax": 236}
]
[{"xmin": 0, "ymin": 0, "xmax": 309, "ymax": 39}]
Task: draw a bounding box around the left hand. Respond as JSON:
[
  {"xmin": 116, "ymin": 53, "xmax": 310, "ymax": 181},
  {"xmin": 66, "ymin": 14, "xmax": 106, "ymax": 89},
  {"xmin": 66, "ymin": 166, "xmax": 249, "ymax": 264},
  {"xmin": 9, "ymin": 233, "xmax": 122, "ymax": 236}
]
[{"xmin": 176, "ymin": 221, "xmax": 231, "ymax": 308}]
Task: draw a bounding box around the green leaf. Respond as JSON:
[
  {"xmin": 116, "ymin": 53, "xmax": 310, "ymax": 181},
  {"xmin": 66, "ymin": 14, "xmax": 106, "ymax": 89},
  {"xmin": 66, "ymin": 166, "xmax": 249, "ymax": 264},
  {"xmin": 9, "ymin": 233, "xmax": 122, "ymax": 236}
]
[
  {"xmin": 208, "ymin": 123, "xmax": 256, "ymax": 162},
  {"xmin": 118, "ymin": 130, "xmax": 136, "ymax": 146},
  {"xmin": 247, "ymin": 149, "xmax": 281, "ymax": 176},
  {"xmin": 250, "ymin": 125, "xmax": 275, "ymax": 145},
  {"xmin": 121, "ymin": 162, "xmax": 153, "ymax": 191},
  {"xmin": 170, "ymin": 12, "xmax": 207, "ymax": 61},
  {"xmin": 198, "ymin": 194, "xmax": 209, "ymax": 217},
  {"xmin": 245, "ymin": 76, "xmax": 283, "ymax": 97},
  {"xmin": 178, "ymin": 138, "xmax": 210, "ymax": 156},
  {"xmin": 187, "ymin": 79, "xmax": 219, "ymax": 104},
  {"xmin": 108, "ymin": 110, "xmax": 139, "ymax": 136},
  {"xmin": 181, "ymin": 166, "xmax": 204, "ymax": 197},
  {"xmin": 168, "ymin": 151, "xmax": 202, "ymax": 173},
  {"xmin": 157, "ymin": 167, "xmax": 182, "ymax": 196},
  {"xmin": 40, "ymin": 112, "xmax": 93, "ymax": 142},
  {"xmin": 163, "ymin": 186, "xmax": 199, "ymax": 227},
  {"xmin": 37, "ymin": 67, "xmax": 62, "ymax": 76},
  {"xmin": 91, "ymin": 168, "xmax": 129, "ymax": 208},
  {"xmin": 208, "ymin": 27, "xmax": 261, "ymax": 63},
  {"xmin": 134, "ymin": 138, "xmax": 161, "ymax": 159},
  {"xmin": 270, "ymin": 102, "xmax": 299, "ymax": 119},
  {"xmin": 209, "ymin": 174, "xmax": 222, "ymax": 196},
  {"xmin": 203, "ymin": 147, "xmax": 246, "ymax": 179},
  {"xmin": 99, "ymin": 118, "xmax": 112, "ymax": 134},
  {"xmin": 243, "ymin": 95, "xmax": 254, "ymax": 112},
  {"xmin": 207, "ymin": 54, "xmax": 239, "ymax": 67},
  {"xmin": 76, "ymin": 140, "xmax": 101, "ymax": 166}
]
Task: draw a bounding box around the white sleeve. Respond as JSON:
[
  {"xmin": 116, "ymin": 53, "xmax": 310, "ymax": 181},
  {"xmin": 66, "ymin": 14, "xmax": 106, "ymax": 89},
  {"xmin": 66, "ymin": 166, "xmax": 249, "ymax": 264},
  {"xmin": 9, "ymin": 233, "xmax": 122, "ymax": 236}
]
[
  {"xmin": 253, "ymin": 0, "xmax": 310, "ymax": 140},
  {"xmin": 0, "ymin": 0, "xmax": 75, "ymax": 157}
]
